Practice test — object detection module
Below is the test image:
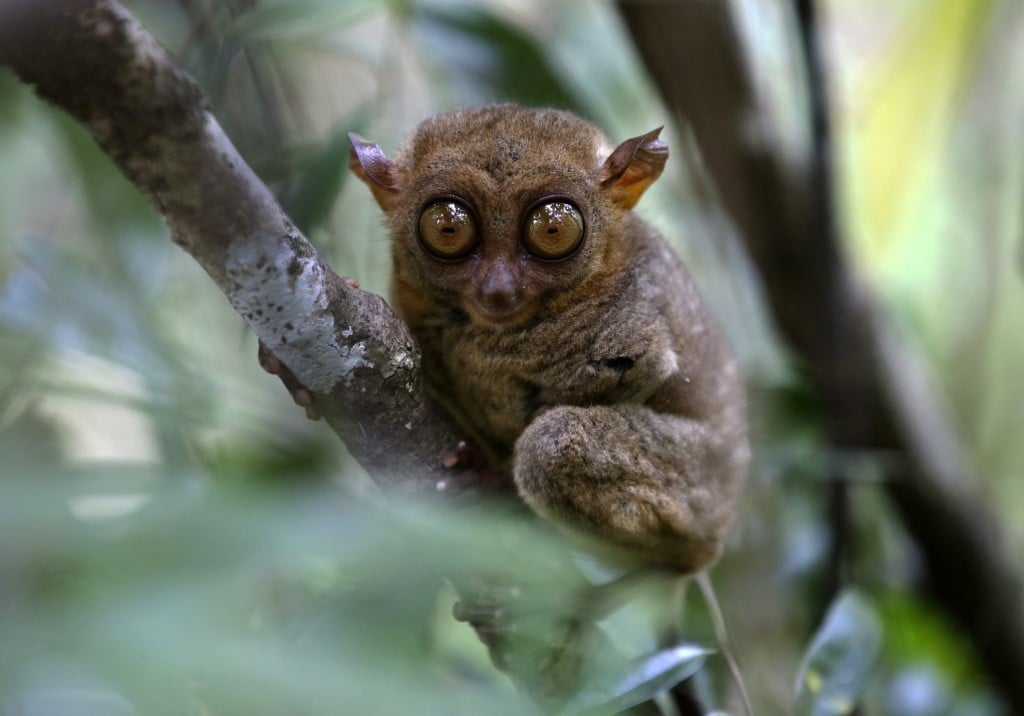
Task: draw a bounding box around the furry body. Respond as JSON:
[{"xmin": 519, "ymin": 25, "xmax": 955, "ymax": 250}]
[{"xmin": 351, "ymin": 105, "xmax": 747, "ymax": 571}]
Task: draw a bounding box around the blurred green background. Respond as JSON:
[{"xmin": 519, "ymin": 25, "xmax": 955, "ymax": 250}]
[{"xmin": 1, "ymin": 0, "xmax": 1021, "ymax": 713}]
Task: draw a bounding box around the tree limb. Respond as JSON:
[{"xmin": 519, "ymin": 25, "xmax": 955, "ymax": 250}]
[
  {"xmin": 0, "ymin": 1, "xmax": 650, "ymax": 709},
  {"xmin": 0, "ymin": 0, "xmax": 485, "ymax": 497},
  {"xmin": 617, "ymin": 1, "xmax": 1024, "ymax": 711}
]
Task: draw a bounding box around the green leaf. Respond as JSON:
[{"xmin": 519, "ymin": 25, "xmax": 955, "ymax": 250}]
[
  {"xmin": 414, "ymin": 7, "xmax": 587, "ymax": 114},
  {"xmin": 282, "ymin": 125, "xmax": 355, "ymax": 236},
  {"xmin": 848, "ymin": 0, "xmax": 993, "ymax": 263},
  {"xmin": 225, "ymin": 0, "xmax": 382, "ymax": 43},
  {"xmin": 563, "ymin": 643, "xmax": 712, "ymax": 716},
  {"xmin": 795, "ymin": 590, "xmax": 883, "ymax": 716}
]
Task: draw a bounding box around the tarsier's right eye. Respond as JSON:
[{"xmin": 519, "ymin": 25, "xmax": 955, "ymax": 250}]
[{"xmin": 418, "ymin": 200, "xmax": 478, "ymax": 260}]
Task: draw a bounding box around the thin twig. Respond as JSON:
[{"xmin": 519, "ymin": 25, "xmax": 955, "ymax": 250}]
[{"xmin": 696, "ymin": 573, "xmax": 753, "ymax": 716}]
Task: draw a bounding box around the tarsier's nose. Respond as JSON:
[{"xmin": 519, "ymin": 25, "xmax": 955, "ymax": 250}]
[{"xmin": 479, "ymin": 258, "xmax": 520, "ymax": 313}]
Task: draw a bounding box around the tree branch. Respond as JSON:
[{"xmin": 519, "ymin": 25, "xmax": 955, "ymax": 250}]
[
  {"xmin": 617, "ymin": 1, "xmax": 1024, "ymax": 711},
  {"xmin": 0, "ymin": 0, "xmax": 484, "ymax": 496}
]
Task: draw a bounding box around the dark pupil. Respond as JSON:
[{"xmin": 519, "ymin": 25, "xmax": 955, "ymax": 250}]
[
  {"xmin": 547, "ymin": 227, "xmax": 557, "ymax": 234},
  {"xmin": 442, "ymin": 226, "xmax": 455, "ymax": 234}
]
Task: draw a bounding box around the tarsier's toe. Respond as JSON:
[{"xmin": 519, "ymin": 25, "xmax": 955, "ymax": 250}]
[
  {"xmin": 257, "ymin": 341, "xmax": 282, "ymax": 374},
  {"xmin": 452, "ymin": 599, "xmax": 505, "ymax": 626},
  {"xmin": 258, "ymin": 341, "xmax": 321, "ymax": 421}
]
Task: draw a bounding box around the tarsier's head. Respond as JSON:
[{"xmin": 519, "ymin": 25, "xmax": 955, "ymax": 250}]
[{"xmin": 348, "ymin": 104, "xmax": 667, "ymax": 330}]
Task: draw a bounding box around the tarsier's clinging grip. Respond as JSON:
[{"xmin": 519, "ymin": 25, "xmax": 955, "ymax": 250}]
[{"xmin": 350, "ymin": 105, "xmax": 748, "ymax": 573}]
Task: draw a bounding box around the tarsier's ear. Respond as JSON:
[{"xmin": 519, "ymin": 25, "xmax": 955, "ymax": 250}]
[
  {"xmin": 600, "ymin": 127, "xmax": 669, "ymax": 209},
  {"xmin": 348, "ymin": 132, "xmax": 403, "ymax": 211}
]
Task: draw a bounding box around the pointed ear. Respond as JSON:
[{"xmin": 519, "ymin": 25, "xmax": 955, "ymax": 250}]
[
  {"xmin": 348, "ymin": 132, "xmax": 403, "ymax": 211},
  {"xmin": 600, "ymin": 127, "xmax": 669, "ymax": 209}
]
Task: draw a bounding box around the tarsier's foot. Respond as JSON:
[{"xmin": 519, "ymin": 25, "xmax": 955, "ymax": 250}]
[
  {"xmin": 452, "ymin": 598, "xmax": 506, "ymax": 641},
  {"xmin": 451, "ymin": 589, "xmax": 523, "ymax": 663}
]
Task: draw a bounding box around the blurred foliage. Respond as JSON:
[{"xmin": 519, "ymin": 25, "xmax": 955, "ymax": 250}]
[
  {"xmin": 1, "ymin": 0, "xmax": 1022, "ymax": 714},
  {"xmin": 564, "ymin": 644, "xmax": 711, "ymax": 716},
  {"xmin": 836, "ymin": 0, "xmax": 1024, "ymax": 542},
  {"xmin": 795, "ymin": 591, "xmax": 882, "ymax": 715}
]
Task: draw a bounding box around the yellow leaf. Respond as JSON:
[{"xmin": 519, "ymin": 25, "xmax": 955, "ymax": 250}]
[
  {"xmin": 846, "ymin": 0, "xmax": 990, "ymax": 261},
  {"xmin": 804, "ymin": 667, "xmax": 823, "ymax": 694}
]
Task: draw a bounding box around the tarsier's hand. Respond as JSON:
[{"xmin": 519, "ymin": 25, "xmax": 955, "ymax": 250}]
[
  {"xmin": 258, "ymin": 341, "xmax": 320, "ymax": 421},
  {"xmin": 258, "ymin": 277, "xmax": 363, "ymax": 422},
  {"xmin": 437, "ymin": 439, "xmax": 516, "ymax": 496}
]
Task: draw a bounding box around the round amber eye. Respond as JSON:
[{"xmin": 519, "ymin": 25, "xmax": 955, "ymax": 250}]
[
  {"xmin": 522, "ymin": 201, "xmax": 584, "ymax": 260},
  {"xmin": 418, "ymin": 200, "xmax": 478, "ymax": 260}
]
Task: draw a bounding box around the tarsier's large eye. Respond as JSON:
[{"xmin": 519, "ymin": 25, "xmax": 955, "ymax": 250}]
[
  {"xmin": 522, "ymin": 200, "xmax": 584, "ymax": 260},
  {"xmin": 418, "ymin": 200, "xmax": 478, "ymax": 260}
]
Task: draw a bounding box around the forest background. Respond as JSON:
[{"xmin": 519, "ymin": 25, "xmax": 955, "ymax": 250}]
[{"xmin": 1, "ymin": 0, "xmax": 1022, "ymax": 714}]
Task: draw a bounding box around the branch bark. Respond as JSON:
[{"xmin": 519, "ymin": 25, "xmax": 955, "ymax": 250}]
[
  {"xmin": 1, "ymin": 0, "xmax": 472, "ymax": 496},
  {"xmin": 617, "ymin": 1, "xmax": 1024, "ymax": 711}
]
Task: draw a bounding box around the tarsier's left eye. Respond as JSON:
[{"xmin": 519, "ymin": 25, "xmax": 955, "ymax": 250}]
[{"xmin": 522, "ymin": 200, "xmax": 584, "ymax": 260}]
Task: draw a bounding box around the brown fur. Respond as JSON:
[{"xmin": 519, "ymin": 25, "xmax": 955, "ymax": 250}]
[{"xmin": 350, "ymin": 105, "xmax": 748, "ymax": 571}]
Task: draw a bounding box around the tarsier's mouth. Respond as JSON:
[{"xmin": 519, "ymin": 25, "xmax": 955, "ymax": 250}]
[{"xmin": 465, "ymin": 297, "xmax": 536, "ymax": 329}]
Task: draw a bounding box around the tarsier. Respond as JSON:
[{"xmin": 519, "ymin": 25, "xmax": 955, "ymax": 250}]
[{"xmin": 286, "ymin": 104, "xmax": 748, "ymax": 573}]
